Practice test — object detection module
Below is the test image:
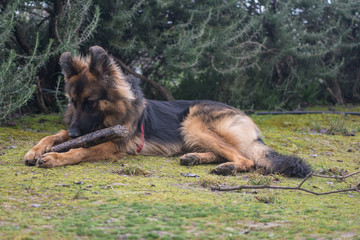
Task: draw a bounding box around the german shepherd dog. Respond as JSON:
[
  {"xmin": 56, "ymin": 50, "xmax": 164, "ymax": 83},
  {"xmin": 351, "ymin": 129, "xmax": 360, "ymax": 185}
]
[{"xmin": 24, "ymin": 46, "xmax": 311, "ymax": 177}]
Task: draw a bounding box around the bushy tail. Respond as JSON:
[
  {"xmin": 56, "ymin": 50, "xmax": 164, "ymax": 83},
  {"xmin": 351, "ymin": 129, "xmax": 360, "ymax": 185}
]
[
  {"xmin": 263, "ymin": 150, "xmax": 311, "ymax": 178},
  {"xmin": 248, "ymin": 141, "xmax": 311, "ymax": 178}
]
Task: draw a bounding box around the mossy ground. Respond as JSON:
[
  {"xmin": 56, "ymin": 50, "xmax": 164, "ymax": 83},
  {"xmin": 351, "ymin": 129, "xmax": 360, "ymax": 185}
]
[{"xmin": 1, "ymin": 107, "xmax": 360, "ymax": 240}]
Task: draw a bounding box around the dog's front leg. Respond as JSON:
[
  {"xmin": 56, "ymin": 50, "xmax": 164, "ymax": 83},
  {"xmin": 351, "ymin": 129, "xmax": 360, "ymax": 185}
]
[
  {"xmin": 37, "ymin": 141, "xmax": 120, "ymax": 168},
  {"xmin": 24, "ymin": 130, "xmax": 70, "ymax": 166}
]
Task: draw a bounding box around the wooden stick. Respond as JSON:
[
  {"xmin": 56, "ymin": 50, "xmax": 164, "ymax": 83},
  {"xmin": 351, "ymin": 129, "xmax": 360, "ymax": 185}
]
[
  {"xmin": 210, "ymin": 184, "xmax": 359, "ymax": 195},
  {"xmin": 210, "ymin": 171, "xmax": 360, "ymax": 195},
  {"xmin": 253, "ymin": 111, "xmax": 360, "ymax": 116},
  {"xmin": 50, "ymin": 125, "xmax": 128, "ymax": 153}
]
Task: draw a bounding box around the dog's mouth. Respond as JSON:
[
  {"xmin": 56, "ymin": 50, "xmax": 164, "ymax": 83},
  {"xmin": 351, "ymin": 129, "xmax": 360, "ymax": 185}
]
[
  {"xmin": 68, "ymin": 126, "xmax": 82, "ymax": 138},
  {"xmin": 68, "ymin": 124, "xmax": 105, "ymax": 138}
]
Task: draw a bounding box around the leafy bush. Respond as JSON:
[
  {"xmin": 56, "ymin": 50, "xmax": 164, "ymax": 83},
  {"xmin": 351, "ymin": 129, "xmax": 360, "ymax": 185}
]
[{"xmin": 0, "ymin": 0, "xmax": 100, "ymax": 121}]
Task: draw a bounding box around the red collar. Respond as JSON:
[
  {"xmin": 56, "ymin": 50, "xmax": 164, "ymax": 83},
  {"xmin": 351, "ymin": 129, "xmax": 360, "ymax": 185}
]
[{"xmin": 136, "ymin": 124, "xmax": 145, "ymax": 153}]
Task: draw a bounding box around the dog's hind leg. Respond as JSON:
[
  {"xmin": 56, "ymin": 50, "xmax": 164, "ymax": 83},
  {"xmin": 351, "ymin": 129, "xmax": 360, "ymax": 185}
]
[
  {"xmin": 181, "ymin": 106, "xmax": 258, "ymax": 175},
  {"xmin": 181, "ymin": 122, "xmax": 255, "ymax": 175},
  {"xmin": 180, "ymin": 133, "xmax": 255, "ymax": 175}
]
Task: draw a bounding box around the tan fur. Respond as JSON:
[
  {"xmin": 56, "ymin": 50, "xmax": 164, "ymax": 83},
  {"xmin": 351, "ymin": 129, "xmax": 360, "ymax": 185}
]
[{"xmin": 139, "ymin": 141, "xmax": 183, "ymax": 156}]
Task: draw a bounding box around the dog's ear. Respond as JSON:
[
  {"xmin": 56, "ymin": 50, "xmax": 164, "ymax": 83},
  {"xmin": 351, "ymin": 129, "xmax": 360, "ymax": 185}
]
[
  {"xmin": 89, "ymin": 46, "xmax": 111, "ymax": 76},
  {"xmin": 59, "ymin": 52, "xmax": 78, "ymax": 78}
]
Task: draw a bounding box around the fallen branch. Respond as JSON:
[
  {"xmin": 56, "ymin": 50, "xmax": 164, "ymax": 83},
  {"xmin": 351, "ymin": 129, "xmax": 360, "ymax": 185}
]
[
  {"xmin": 252, "ymin": 111, "xmax": 360, "ymax": 116},
  {"xmin": 210, "ymin": 171, "xmax": 360, "ymax": 195},
  {"xmin": 50, "ymin": 125, "xmax": 128, "ymax": 153}
]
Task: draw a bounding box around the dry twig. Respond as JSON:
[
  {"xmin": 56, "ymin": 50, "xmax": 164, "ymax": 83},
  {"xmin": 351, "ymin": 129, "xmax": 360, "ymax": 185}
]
[{"xmin": 210, "ymin": 171, "xmax": 360, "ymax": 195}]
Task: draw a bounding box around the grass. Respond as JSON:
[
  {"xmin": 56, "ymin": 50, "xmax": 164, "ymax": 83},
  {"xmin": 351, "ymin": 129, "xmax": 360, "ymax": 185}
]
[
  {"xmin": 246, "ymin": 172, "xmax": 281, "ymax": 186},
  {"xmin": 0, "ymin": 107, "xmax": 360, "ymax": 239}
]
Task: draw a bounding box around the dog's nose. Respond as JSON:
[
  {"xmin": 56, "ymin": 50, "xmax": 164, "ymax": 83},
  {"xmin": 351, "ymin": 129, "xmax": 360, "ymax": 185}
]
[{"xmin": 68, "ymin": 126, "xmax": 81, "ymax": 138}]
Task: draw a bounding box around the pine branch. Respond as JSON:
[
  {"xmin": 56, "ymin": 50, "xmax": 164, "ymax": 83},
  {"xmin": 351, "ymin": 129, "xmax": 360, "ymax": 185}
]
[
  {"xmin": 210, "ymin": 171, "xmax": 360, "ymax": 195},
  {"xmin": 14, "ymin": 25, "xmax": 32, "ymax": 55}
]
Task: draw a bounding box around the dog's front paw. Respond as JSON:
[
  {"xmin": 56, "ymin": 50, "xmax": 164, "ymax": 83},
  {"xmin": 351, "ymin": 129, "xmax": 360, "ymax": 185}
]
[
  {"xmin": 24, "ymin": 149, "xmax": 39, "ymax": 166},
  {"xmin": 24, "ymin": 145, "xmax": 51, "ymax": 166},
  {"xmin": 37, "ymin": 152, "xmax": 64, "ymax": 168}
]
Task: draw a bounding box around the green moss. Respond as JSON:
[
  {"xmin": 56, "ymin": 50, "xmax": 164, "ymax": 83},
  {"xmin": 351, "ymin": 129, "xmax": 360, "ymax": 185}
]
[
  {"xmin": 1, "ymin": 107, "xmax": 360, "ymax": 239},
  {"xmin": 3, "ymin": 113, "xmax": 65, "ymax": 133}
]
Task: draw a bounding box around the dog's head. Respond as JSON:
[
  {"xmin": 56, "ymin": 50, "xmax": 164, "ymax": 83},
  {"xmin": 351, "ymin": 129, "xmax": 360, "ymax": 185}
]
[{"xmin": 60, "ymin": 46, "xmax": 135, "ymax": 138}]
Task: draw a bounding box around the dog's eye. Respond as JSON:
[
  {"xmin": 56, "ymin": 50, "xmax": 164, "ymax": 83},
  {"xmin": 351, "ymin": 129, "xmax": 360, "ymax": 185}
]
[
  {"xmin": 84, "ymin": 99, "xmax": 96, "ymax": 109},
  {"xmin": 87, "ymin": 100, "xmax": 95, "ymax": 106}
]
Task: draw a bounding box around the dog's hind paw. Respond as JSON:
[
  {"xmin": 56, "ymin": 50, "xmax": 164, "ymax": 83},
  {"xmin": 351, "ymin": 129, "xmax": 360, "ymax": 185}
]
[
  {"xmin": 180, "ymin": 154, "xmax": 200, "ymax": 166},
  {"xmin": 211, "ymin": 163, "xmax": 236, "ymax": 176}
]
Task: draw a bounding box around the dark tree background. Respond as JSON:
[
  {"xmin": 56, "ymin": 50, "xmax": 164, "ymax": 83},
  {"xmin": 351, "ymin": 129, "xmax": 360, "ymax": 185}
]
[
  {"xmin": 0, "ymin": 0, "xmax": 99, "ymax": 120},
  {"xmin": 1, "ymin": 0, "xmax": 359, "ymax": 120}
]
